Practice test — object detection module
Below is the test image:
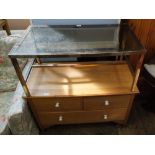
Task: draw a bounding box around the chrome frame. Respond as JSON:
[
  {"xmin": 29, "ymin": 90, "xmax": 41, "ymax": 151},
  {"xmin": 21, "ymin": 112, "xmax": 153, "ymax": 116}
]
[
  {"xmin": 9, "ymin": 25, "xmax": 146, "ymax": 97},
  {"xmin": 131, "ymin": 51, "xmax": 145, "ymax": 91},
  {"xmin": 10, "ymin": 58, "xmax": 31, "ymax": 97},
  {"xmin": 10, "ymin": 51, "xmax": 145, "ymax": 97}
]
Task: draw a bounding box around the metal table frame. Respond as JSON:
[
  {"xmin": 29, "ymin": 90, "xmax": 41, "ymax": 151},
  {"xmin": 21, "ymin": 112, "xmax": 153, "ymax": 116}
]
[
  {"xmin": 8, "ymin": 25, "xmax": 146, "ymax": 98},
  {"xmin": 9, "ymin": 53, "xmax": 145, "ymax": 98}
]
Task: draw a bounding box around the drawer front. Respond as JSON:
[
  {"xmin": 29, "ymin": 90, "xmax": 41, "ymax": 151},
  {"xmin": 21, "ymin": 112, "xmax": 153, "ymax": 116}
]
[
  {"xmin": 84, "ymin": 95, "xmax": 131, "ymax": 110},
  {"xmin": 38, "ymin": 109, "xmax": 127, "ymax": 128},
  {"xmin": 28, "ymin": 97, "xmax": 82, "ymax": 112}
]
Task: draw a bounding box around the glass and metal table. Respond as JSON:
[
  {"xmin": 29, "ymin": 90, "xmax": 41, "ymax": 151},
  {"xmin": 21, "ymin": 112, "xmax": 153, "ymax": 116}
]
[
  {"xmin": 8, "ymin": 24, "xmax": 146, "ymax": 129},
  {"xmin": 8, "ymin": 24, "xmax": 145, "ymax": 97}
]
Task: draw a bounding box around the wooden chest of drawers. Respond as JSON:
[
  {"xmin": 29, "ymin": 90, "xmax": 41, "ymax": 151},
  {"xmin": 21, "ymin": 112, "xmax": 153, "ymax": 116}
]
[
  {"xmin": 9, "ymin": 24, "xmax": 144, "ymax": 131},
  {"xmin": 24, "ymin": 63, "xmax": 139, "ymax": 130},
  {"xmin": 27, "ymin": 95, "xmax": 134, "ymax": 129}
]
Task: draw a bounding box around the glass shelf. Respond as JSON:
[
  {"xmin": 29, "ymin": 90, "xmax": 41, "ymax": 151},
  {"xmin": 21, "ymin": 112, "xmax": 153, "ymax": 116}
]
[{"xmin": 8, "ymin": 24, "xmax": 145, "ymax": 58}]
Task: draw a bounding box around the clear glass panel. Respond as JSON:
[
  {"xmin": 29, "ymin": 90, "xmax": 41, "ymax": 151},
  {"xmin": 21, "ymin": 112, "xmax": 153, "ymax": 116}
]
[
  {"xmin": 31, "ymin": 26, "xmax": 119, "ymax": 52},
  {"xmin": 9, "ymin": 25, "xmax": 144, "ymax": 58}
]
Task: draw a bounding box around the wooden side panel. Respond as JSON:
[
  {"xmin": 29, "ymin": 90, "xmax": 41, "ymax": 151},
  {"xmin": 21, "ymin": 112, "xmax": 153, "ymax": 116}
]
[{"xmin": 126, "ymin": 19, "xmax": 155, "ymax": 66}]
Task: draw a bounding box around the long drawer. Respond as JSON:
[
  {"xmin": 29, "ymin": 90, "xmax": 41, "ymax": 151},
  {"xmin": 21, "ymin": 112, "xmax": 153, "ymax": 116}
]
[
  {"xmin": 83, "ymin": 95, "xmax": 131, "ymax": 110},
  {"xmin": 28, "ymin": 97, "xmax": 82, "ymax": 112},
  {"xmin": 38, "ymin": 109, "xmax": 127, "ymax": 128}
]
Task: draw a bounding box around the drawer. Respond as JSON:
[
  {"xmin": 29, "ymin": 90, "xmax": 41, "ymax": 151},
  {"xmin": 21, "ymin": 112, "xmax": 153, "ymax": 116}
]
[
  {"xmin": 38, "ymin": 109, "xmax": 127, "ymax": 128},
  {"xmin": 84, "ymin": 95, "xmax": 131, "ymax": 110},
  {"xmin": 28, "ymin": 97, "xmax": 82, "ymax": 112}
]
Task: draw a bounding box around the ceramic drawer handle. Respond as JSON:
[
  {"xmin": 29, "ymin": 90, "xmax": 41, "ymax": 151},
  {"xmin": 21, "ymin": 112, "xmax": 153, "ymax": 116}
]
[
  {"xmin": 59, "ymin": 116, "xmax": 63, "ymax": 122},
  {"xmin": 104, "ymin": 100, "xmax": 110, "ymax": 106},
  {"xmin": 55, "ymin": 102, "xmax": 60, "ymax": 108},
  {"xmin": 104, "ymin": 115, "xmax": 108, "ymax": 120}
]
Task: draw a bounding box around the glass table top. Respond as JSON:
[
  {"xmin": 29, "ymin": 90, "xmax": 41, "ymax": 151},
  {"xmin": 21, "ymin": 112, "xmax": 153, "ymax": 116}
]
[{"xmin": 8, "ymin": 24, "xmax": 145, "ymax": 58}]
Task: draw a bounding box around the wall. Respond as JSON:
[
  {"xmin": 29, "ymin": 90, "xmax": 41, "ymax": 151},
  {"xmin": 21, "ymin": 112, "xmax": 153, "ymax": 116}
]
[
  {"xmin": 6, "ymin": 19, "xmax": 120, "ymax": 29},
  {"xmin": 7, "ymin": 19, "xmax": 30, "ymax": 30}
]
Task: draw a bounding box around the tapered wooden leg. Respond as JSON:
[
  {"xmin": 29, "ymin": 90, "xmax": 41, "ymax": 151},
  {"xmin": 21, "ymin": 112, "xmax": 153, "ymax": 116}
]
[{"xmin": 2, "ymin": 20, "xmax": 11, "ymax": 36}]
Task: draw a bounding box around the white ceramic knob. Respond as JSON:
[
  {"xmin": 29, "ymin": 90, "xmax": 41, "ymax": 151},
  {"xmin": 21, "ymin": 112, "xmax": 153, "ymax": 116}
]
[
  {"xmin": 104, "ymin": 115, "xmax": 108, "ymax": 120},
  {"xmin": 105, "ymin": 100, "xmax": 109, "ymax": 106},
  {"xmin": 59, "ymin": 116, "xmax": 63, "ymax": 122},
  {"xmin": 55, "ymin": 102, "xmax": 60, "ymax": 108}
]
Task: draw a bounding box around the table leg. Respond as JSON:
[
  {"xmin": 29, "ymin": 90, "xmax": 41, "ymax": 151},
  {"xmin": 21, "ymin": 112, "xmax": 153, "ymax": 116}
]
[
  {"xmin": 36, "ymin": 58, "xmax": 41, "ymax": 64},
  {"xmin": 10, "ymin": 58, "xmax": 31, "ymax": 97},
  {"xmin": 2, "ymin": 20, "xmax": 11, "ymax": 36},
  {"xmin": 131, "ymin": 52, "xmax": 145, "ymax": 91}
]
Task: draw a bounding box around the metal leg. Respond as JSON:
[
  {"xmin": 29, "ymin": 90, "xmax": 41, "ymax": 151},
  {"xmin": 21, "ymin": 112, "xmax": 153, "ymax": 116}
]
[
  {"xmin": 36, "ymin": 58, "xmax": 41, "ymax": 64},
  {"xmin": 120, "ymin": 55, "xmax": 123, "ymax": 61},
  {"xmin": 115, "ymin": 55, "xmax": 119, "ymax": 61},
  {"xmin": 10, "ymin": 58, "xmax": 44, "ymax": 130},
  {"xmin": 131, "ymin": 52, "xmax": 145, "ymax": 91},
  {"xmin": 10, "ymin": 58, "xmax": 31, "ymax": 97}
]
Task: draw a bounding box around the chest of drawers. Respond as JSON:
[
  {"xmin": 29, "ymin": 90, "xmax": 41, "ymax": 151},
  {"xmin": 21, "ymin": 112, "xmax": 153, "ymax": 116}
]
[
  {"xmin": 26, "ymin": 94, "xmax": 134, "ymax": 129},
  {"xmin": 25, "ymin": 62, "xmax": 138, "ymax": 130},
  {"xmin": 9, "ymin": 25, "xmax": 145, "ymax": 131}
]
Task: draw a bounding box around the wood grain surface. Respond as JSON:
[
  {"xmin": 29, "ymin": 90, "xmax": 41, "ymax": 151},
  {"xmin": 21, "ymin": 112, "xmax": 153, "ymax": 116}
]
[{"xmin": 27, "ymin": 63, "xmax": 139, "ymax": 97}]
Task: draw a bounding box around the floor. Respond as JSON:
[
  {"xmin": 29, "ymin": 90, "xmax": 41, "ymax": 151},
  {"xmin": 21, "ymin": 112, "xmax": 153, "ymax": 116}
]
[
  {"xmin": 0, "ymin": 92, "xmax": 14, "ymax": 116},
  {"xmin": 1, "ymin": 30, "xmax": 155, "ymax": 135},
  {"xmin": 0, "ymin": 30, "xmax": 24, "ymax": 117}
]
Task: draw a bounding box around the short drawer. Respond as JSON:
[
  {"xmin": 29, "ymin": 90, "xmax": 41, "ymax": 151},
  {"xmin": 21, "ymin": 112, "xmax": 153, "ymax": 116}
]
[
  {"xmin": 38, "ymin": 109, "xmax": 127, "ymax": 128},
  {"xmin": 28, "ymin": 97, "xmax": 82, "ymax": 112},
  {"xmin": 84, "ymin": 95, "xmax": 131, "ymax": 110}
]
